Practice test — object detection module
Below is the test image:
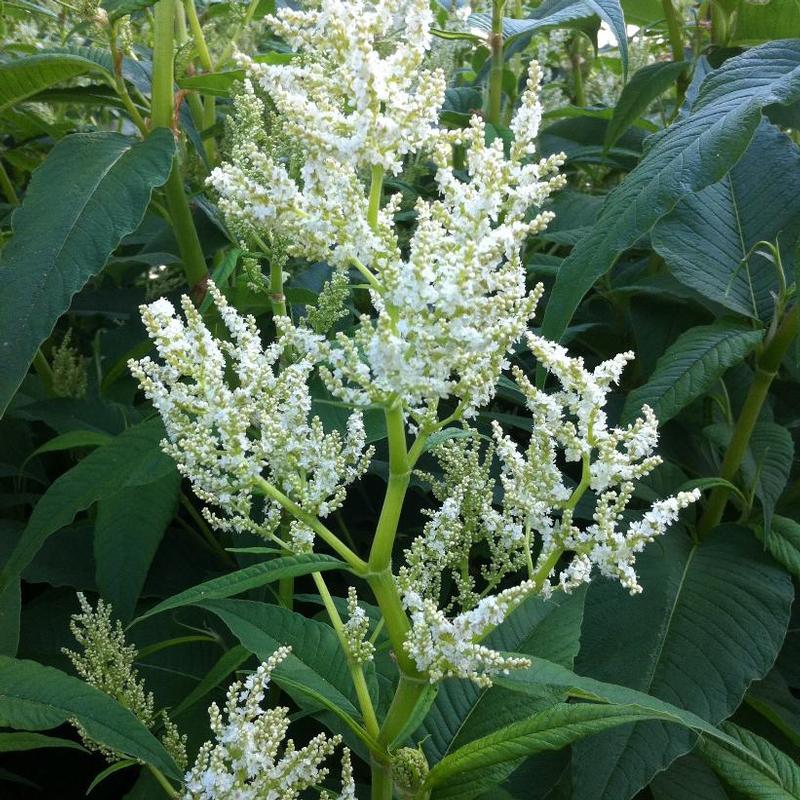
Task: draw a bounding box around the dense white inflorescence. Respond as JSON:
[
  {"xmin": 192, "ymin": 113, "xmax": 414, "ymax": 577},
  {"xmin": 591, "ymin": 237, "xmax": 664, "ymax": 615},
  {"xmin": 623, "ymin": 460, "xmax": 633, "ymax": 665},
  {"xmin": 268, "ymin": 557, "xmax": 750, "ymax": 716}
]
[
  {"xmin": 183, "ymin": 647, "xmax": 355, "ymax": 799},
  {"xmin": 209, "ymin": 0, "xmax": 566, "ymax": 427},
  {"xmin": 134, "ymin": 0, "xmax": 699, "ymax": 692},
  {"xmin": 399, "ymin": 337, "xmax": 699, "ymax": 683},
  {"xmin": 129, "ymin": 284, "xmax": 372, "ymax": 545}
]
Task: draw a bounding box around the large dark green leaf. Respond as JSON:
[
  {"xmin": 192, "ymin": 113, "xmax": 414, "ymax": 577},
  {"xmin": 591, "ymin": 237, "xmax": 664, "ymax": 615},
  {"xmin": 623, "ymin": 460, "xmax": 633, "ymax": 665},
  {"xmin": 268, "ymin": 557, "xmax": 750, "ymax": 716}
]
[
  {"xmin": 570, "ymin": 526, "xmax": 792, "ymax": 800},
  {"xmin": 0, "ymin": 130, "xmax": 175, "ymax": 416},
  {"xmin": 195, "ymin": 599, "xmax": 367, "ymax": 723},
  {"xmin": 0, "ymin": 657, "xmax": 179, "ymax": 779},
  {"xmin": 653, "ymin": 123, "xmax": 800, "ymax": 320},
  {"xmin": 651, "ymin": 754, "xmax": 730, "ymax": 800},
  {"xmin": 95, "ymin": 472, "xmax": 181, "ymax": 623},
  {"xmin": 698, "ymin": 721, "xmax": 800, "ymax": 799},
  {"xmin": 621, "ymin": 321, "xmax": 764, "ymax": 424},
  {"xmin": 0, "ymin": 47, "xmax": 113, "ymax": 111},
  {"xmin": 541, "ymin": 40, "xmax": 800, "ymax": 347},
  {"xmin": 0, "ymin": 419, "xmax": 176, "ymax": 597}
]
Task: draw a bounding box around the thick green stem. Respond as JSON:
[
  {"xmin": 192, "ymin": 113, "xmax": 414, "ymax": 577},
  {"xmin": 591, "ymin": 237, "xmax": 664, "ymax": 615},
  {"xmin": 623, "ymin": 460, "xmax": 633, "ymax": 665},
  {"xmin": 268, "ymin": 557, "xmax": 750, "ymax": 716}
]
[
  {"xmin": 660, "ymin": 0, "xmax": 688, "ymax": 105},
  {"xmin": 269, "ymin": 257, "xmax": 288, "ymax": 319},
  {"xmin": 151, "ymin": 0, "xmax": 208, "ymax": 289},
  {"xmin": 697, "ymin": 305, "xmax": 799, "ymax": 538},
  {"xmin": 371, "ymin": 757, "xmax": 394, "ymax": 800},
  {"xmin": 569, "ymin": 35, "xmax": 586, "ymax": 107},
  {"xmin": 486, "ymin": 0, "xmax": 505, "ymax": 126}
]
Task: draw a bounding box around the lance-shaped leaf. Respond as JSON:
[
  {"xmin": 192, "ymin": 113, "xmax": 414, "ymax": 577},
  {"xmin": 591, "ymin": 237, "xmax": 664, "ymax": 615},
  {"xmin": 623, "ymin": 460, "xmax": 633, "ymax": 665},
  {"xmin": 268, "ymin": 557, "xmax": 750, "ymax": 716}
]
[
  {"xmin": 133, "ymin": 554, "xmax": 347, "ymax": 624},
  {"xmin": 0, "ymin": 47, "xmax": 113, "ymax": 111},
  {"xmin": 0, "ymin": 419, "xmax": 175, "ymax": 597},
  {"xmin": 757, "ymin": 515, "xmax": 800, "ymax": 579},
  {"xmin": 0, "ymin": 657, "xmax": 179, "ymax": 779},
  {"xmin": 540, "ymin": 39, "xmax": 800, "ymax": 348},
  {"xmin": 620, "ymin": 320, "xmax": 764, "ymax": 425},
  {"xmin": 0, "ymin": 129, "xmax": 175, "ymax": 416},
  {"xmin": 698, "ymin": 722, "xmax": 800, "ymax": 799}
]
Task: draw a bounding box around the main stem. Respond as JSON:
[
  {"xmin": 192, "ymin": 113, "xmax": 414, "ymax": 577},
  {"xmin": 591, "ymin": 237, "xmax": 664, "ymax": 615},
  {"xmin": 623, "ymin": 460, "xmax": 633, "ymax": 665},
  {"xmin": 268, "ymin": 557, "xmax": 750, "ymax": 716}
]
[
  {"xmin": 660, "ymin": 0, "xmax": 688, "ymax": 106},
  {"xmin": 151, "ymin": 0, "xmax": 208, "ymax": 290},
  {"xmin": 697, "ymin": 305, "xmax": 799, "ymax": 538},
  {"xmin": 486, "ymin": 0, "xmax": 504, "ymax": 126}
]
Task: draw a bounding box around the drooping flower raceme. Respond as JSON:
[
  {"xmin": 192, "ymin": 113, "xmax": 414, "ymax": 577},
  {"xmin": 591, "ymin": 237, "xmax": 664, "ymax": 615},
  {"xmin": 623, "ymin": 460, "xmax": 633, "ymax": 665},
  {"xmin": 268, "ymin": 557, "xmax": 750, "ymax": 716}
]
[
  {"xmin": 129, "ymin": 285, "xmax": 372, "ymax": 547},
  {"xmin": 399, "ymin": 338, "xmax": 699, "ymax": 684},
  {"xmin": 183, "ymin": 647, "xmax": 355, "ymax": 800}
]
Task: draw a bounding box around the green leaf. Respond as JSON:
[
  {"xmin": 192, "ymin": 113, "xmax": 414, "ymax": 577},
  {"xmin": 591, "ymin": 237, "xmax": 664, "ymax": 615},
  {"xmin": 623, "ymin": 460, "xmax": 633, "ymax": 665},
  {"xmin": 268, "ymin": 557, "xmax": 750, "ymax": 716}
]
[
  {"xmin": 605, "ymin": 61, "xmax": 687, "ymax": 150},
  {"xmin": 0, "ymin": 47, "xmax": 113, "ymax": 111},
  {"xmin": 87, "ymin": 760, "xmax": 137, "ymax": 794},
  {"xmin": 621, "ymin": 321, "xmax": 764, "ymax": 424},
  {"xmin": 0, "ymin": 731, "xmax": 86, "ymax": 753},
  {"xmin": 0, "ymin": 129, "xmax": 175, "ymax": 416},
  {"xmin": 756, "ymin": 515, "xmax": 800, "ymax": 579},
  {"xmin": 426, "ymin": 702, "xmax": 679, "ymax": 798},
  {"xmin": 419, "ymin": 588, "xmax": 585, "ymax": 777},
  {"xmin": 570, "ymin": 526, "xmax": 792, "ymax": 800},
  {"xmin": 698, "ymin": 721, "xmax": 800, "ymax": 799},
  {"xmin": 133, "ymin": 554, "xmax": 346, "ymax": 624},
  {"xmin": 651, "ymin": 754, "xmax": 730, "ymax": 800},
  {"xmin": 743, "ymin": 422, "xmax": 794, "ymax": 539},
  {"xmin": 652, "ymin": 122, "xmax": 800, "ymax": 320},
  {"xmin": 25, "ymin": 431, "xmax": 113, "ymax": 465},
  {"xmin": 746, "ymin": 669, "xmax": 800, "ymax": 748},
  {"xmin": 95, "ymin": 471, "xmax": 181, "ymax": 623},
  {"xmin": 0, "ymin": 656, "xmax": 179, "ymax": 779},
  {"xmin": 540, "ymin": 40, "xmax": 800, "ymax": 347},
  {"xmin": 0, "ymin": 419, "xmax": 176, "ymax": 597},
  {"xmin": 196, "ymin": 599, "xmax": 366, "ymax": 722},
  {"xmin": 470, "ymin": 0, "xmax": 628, "ymax": 73}
]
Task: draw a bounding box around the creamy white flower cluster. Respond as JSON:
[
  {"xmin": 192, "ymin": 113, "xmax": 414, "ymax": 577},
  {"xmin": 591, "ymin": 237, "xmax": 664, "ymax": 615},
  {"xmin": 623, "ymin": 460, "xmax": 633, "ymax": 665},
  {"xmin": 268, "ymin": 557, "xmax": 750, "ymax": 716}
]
[
  {"xmin": 209, "ymin": 0, "xmax": 565, "ymax": 425},
  {"xmin": 502, "ymin": 333, "xmax": 700, "ymax": 594},
  {"xmin": 184, "ymin": 647, "xmax": 355, "ymax": 800},
  {"xmin": 129, "ymin": 285, "xmax": 372, "ymax": 543},
  {"xmin": 403, "ymin": 583, "xmax": 533, "ymax": 687},
  {"xmin": 343, "ymin": 587, "xmax": 375, "ymax": 664},
  {"xmin": 309, "ymin": 70, "xmax": 565, "ymax": 425},
  {"xmin": 63, "ymin": 594, "xmax": 187, "ymax": 769},
  {"xmin": 399, "ymin": 339, "xmax": 699, "ymax": 684}
]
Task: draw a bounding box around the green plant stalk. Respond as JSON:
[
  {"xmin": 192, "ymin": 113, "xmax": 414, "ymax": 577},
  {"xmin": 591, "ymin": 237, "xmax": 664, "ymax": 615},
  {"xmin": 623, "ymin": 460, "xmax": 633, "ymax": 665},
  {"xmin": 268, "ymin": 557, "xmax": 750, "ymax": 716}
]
[
  {"xmin": 254, "ymin": 476, "xmax": 368, "ymax": 572},
  {"xmin": 183, "ymin": 0, "xmax": 216, "ymax": 158},
  {"xmin": 368, "ymin": 165, "xmax": 384, "ymax": 230},
  {"xmin": 312, "ymin": 572, "xmax": 381, "ymax": 740},
  {"xmin": 660, "ymin": 0, "xmax": 688, "ymax": 105},
  {"xmin": 147, "ymin": 765, "xmax": 179, "ymax": 798},
  {"xmin": 217, "ymin": 0, "xmax": 261, "ymax": 67},
  {"xmin": 569, "ymin": 34, "xmax": 586, "ymax": 107},
  {"xmin": 173, "ymin": 0, "xmax": 206, "ymax": 135},
  {"xmin": 486, "ymin": 0, "xmax": 505, "ymax": 126},
  {"xmin": 0, "ymin": 158, "xmax": 19, "ymax": 206},
  {"xmin": 697, "ymin": 305, "xmax": 799, "ymax": 538},
  {"xmin": 32, "ymin": 349, "xmax": 54, "ymax": 394},
  {"xmin": 151, "ymin": 0, "xmax": 208, "ymax": 289}
]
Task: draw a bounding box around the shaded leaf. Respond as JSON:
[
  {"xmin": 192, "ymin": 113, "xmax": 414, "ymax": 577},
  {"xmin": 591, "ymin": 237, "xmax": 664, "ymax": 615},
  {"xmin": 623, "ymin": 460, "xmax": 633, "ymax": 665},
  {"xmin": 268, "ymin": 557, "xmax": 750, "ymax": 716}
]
[{"xmin": 0, "ymin": 130, "xmax": 175, "ymax": 415}]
